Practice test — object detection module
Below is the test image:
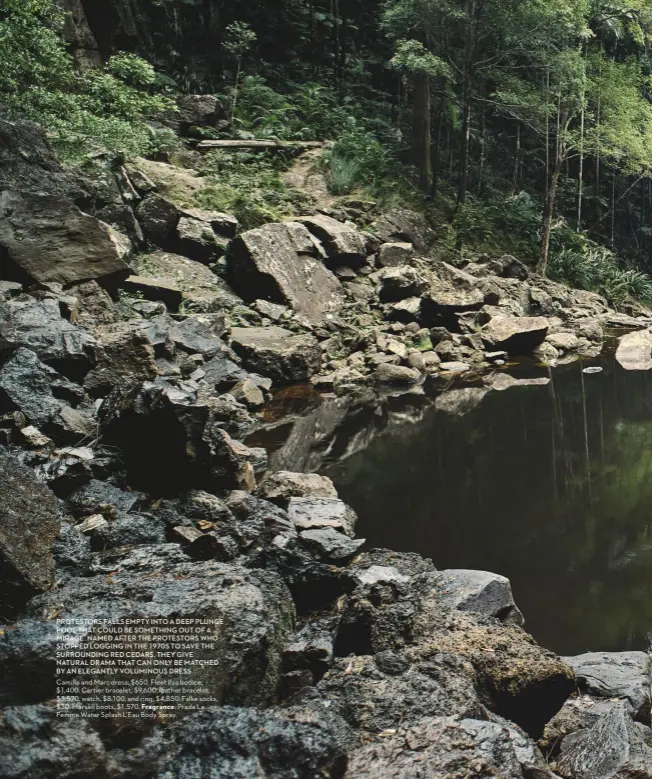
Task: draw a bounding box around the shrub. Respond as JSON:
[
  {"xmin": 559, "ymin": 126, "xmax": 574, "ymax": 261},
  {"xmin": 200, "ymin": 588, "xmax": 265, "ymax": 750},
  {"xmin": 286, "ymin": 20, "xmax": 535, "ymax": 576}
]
[{"xmin": 0, "ymin": 0, "xmax": 174, "ymax": 162}]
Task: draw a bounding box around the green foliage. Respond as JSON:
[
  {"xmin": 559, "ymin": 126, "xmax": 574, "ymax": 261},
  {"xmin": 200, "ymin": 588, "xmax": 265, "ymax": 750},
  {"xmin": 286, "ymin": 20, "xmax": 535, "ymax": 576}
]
[
  {"xmin": 0, "ymin": 0, "xmax": 174, "ymax": 162},
  {"xmin": 549, "ymin": 243, "xmax": 652, "ymax": 306},
  {"xmin": 223, "ymin": 22, "xmax": 257, "ymax": 60},
  {"xmin": 453, "ymin": 192, "xmax": 542, "ymax": 260},
  {"xmin": 192, "ymin": 149, "xmax": 302, "ymax": 229},
  {"xmin": 390, "ymin": 39, "xmax": 451, "ymax": 79}
]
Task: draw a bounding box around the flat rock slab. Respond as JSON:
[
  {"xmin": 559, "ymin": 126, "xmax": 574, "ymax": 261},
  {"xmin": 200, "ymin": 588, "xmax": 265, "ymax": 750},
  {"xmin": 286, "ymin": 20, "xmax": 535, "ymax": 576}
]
[
  {"xmin": 616, "ymin": 329, "xmax": 652, "ymax": 370},
  {"xmin": 556, "ymin": 701, "xmax": 652, "ymax": 779},
  {"xmin": 298, "ymin": 214, "xmax": 366, "ymax": 267},
  {"xmin": 0, "ymin": 191, "xmax": 131, "ymax": 286},
  {"xmin": 0, "ymin": 453, "xmax": 59, "ymax": 602},
  {"xmin": 482, "ymin": 314, "xmax": 549, "ymax": 355},
  {"xmin": 230, "ymin": 326, "xmax": 321, "ymax": 384},
  {"xmin": 227, "ymin": 223, "xmax": 344, "ymax": 325},
  {"xmin": 562, "ymin": 651, "xmax": 652, "ymax": 722}
]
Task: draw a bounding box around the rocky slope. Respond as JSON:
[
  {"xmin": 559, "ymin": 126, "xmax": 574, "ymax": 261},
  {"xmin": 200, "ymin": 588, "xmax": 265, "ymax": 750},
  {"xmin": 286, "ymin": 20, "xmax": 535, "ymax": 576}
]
[{"xmin": 1, "ymin": 113, "xmax": 652, "ymax": 778}]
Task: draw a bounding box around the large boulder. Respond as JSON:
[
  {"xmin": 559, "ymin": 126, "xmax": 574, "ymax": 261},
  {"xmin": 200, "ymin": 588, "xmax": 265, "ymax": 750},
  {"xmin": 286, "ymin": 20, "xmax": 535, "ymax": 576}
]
[
  {"xmin": 227, "ymin": 223, "xmax": 344, "ymax": 325},
  {"xmin": 230, "ymin": 326, "xmax": 321, "ymax": 384},
  {"xmin": 298, "ymin": 215, "xmax": 367, "ymax": 268},
  {"xmin": 371, "ymin": 209, "xmax": 433, "ymax": 252},
  {"xmin": 0, "ymin": 191, "xmax": 131, "ymax": 287},
  {"xmin": 615, "ymin": 329, "xmax": 652, "ymax": 370},
  {"xmin": 0, "ymin": 554, "xmax": 294, "ymax": 709},
  {"xmin": 377, "ymin": 266, "xmax": 428, "ymax": 303},
  {"xmin": 0, "ymin": 453, "xmax": 59, "ymax": 609},
  {"xmin": 556, "ymin": 701, "xmax": 652, "ymax": 779},
  {"xmin": 421, "ymin": 262, "xmax": 485, "ymax": 325},
  {"xmin": 347, "ymin": 715, "xmax": 555, "ymax": 778},
  {"xmin": 481, "ymin": 313, "xmax": 549, "ymax": 355},
  {"xmin": 562, "ymin": 652, "xmax": 652, "ymax": 723},
  {"xmin": 257, "ymin": 471, "xmax": 338, "ymax": 507}
]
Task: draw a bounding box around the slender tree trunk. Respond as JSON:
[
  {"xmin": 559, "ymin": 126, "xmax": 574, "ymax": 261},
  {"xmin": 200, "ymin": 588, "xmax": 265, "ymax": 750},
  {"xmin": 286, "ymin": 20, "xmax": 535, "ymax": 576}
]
[
  {"xmin": 540, "ymin": 157, "xmax": 562, "ymax": 275},
  {"xmin": 432, "ymin": 98, "xmax": 444, "ymax": 197},
  {"xmin": 512, "ymin": 121, "xmax": 520, "ymax": 193},
  {"xmin": 457, "ymin": 81, "xmax": 472, "ymax": 205},
  {"xmin": 412, "ymin": 71, "xmax": 431, "ymax": 193},
  {"xmin": 478, "ymin": 100, "xmax": 486, "ymax": 194},
  {"xmin": 577, "ymin": 46, "xmax": 587, "ymax": 231},
  {"xmin": 611, "ymin": 172, "xmax": 616, "ymax": 247}
]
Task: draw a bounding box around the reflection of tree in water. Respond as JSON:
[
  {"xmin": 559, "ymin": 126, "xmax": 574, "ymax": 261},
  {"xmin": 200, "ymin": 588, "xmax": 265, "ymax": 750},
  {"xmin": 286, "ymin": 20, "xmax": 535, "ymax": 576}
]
[{"xmin": 322, "ymin": 360, "xmax": 652, "ymax": 655}]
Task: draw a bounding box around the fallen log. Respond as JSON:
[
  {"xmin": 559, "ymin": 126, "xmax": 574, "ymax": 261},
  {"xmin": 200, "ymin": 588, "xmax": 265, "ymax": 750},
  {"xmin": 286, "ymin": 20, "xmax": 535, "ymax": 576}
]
[{"xmin": 196, "ymin": 139, "xmax": 328, "ymax": 151}]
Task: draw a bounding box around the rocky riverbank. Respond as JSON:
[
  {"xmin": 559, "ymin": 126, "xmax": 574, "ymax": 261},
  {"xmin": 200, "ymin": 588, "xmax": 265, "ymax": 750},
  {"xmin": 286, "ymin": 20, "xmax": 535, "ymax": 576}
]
[{"xmin": 2, "ymin": 112, "xmax": 652, "ymax": 777}]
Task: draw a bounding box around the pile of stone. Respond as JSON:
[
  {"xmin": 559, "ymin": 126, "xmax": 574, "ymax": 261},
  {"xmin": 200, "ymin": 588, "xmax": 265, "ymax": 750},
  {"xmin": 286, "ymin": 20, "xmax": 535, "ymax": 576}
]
[{"xmin": 2, "ymin": 111, "xmax": 652, "ymax": 778}]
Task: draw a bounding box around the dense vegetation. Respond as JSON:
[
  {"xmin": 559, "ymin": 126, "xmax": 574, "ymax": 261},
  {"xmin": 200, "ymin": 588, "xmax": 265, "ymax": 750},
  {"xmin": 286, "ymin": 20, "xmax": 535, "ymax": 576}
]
[{"xmin": 5, "ymin": 0, "xmax": 652, "ymax": 304}]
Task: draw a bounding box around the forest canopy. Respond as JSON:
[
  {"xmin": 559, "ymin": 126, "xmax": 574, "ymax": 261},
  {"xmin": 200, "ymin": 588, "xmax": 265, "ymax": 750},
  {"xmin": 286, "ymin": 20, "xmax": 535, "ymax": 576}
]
[{"xmin": 4, "ymin": 0, "xmax": 652, "ymax": 296}]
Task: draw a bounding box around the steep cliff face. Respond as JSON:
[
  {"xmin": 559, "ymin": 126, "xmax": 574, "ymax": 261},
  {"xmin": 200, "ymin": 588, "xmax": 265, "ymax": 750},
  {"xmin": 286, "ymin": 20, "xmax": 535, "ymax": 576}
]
[{"xmin": 59, "ymin": 0, "xmax": 223, "ymax": 80}]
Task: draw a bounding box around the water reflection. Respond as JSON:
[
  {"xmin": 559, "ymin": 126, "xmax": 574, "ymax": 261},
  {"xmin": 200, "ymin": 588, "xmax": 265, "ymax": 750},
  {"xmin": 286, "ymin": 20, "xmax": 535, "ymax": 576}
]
[{"xmin": 253, "ymin": 356, "xmax": 652, "ymax": 655}]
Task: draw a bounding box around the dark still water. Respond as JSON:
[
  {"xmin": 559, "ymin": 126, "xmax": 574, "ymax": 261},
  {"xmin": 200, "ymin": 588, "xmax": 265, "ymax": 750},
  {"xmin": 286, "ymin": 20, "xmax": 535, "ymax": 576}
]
[{"xmin": 254, "ymin": 354, "xmax": 652, "ymax": 656}]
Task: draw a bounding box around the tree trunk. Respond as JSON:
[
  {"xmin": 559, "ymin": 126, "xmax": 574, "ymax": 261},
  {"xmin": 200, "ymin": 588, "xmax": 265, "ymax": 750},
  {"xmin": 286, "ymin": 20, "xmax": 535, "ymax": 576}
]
[
  {"xmin": 512, "ymin": 121, "xmax": 520, "ymax": 193},
  {"xmin": 540, "ymin": 158, "xmax": 562, "ymax": 275},
  {"xmin": 412, "ymin": 71, "xmax": 431, "ymax": 193},
  {"xmin": 457, "ymin": 82, "xmax": 472, "ymax": 206}
]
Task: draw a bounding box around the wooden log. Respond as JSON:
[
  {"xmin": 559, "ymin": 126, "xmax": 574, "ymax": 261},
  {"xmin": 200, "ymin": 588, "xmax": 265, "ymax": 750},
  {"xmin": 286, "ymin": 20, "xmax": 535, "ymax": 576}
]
[{"xmin": 196, "ymin": 139, "xmax": 327, "ymax": 151}]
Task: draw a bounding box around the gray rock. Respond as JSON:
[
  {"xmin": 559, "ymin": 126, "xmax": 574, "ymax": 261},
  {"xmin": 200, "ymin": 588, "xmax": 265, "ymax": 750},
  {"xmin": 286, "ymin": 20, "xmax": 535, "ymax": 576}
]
[
  {"xmin": 67, "ymin": 479, "xmax": 142, "ymax": 517},
  {"xmin": 172, "ymin": 93, "xmax": 226, "ymax": 133},
  {"xmin": 298, "ymin": 214, "xmax": 367, "ymax": 267},
  {"xmin": 348, "ymin": 715, "xmax": 552, "ymax": 778},
  {"xmin": 375, "ymin": 363, "xmax": 421, "ymax": 384},
  {"xmin": 0, "ymin": 453, "xmax": 59, "ymax": 606},
  {"xmin": 319, "ymin": 654, "xmax": 484, "ymax": 737},
  {"xmin": 227, "ymin": 223, "xmax": 344, "ymax": 325},
  {"xmin": 288, "ymin": 496, "xmax": 357, "ymax": 537},
  {"xmin": 371, "ymin": 209, "xmax": 433, "ymax": 251},
  {"xmin": 388, "ymin": 296, "xmax": 423, "ymax": 322},
  {"xmin": 0, "ymin": 561, "xmax": 294, "ymax": 709},
  {"xmin": 556, "ymin": 701, "xmax": 652, "ymax": 779},
  {"xmin": 121, "ymin": 274, "xmax": 183, "ymax": 309},
  {"xmin": 435, "ymin": 388, "xmax": 488, "ymax": 416},
  {"xmin": 484, "ymin": 373, "xmax": 550, "ymax": 391},
  {"xmin": 433, "ymin": 569, "xmax": 525, "ymax": 626},
  {"xmin": 169, "ymin": 314, "xmax": 231, "ymax": 359},
  {"xmin": 135, "ymin": 193, "xmax": 179, "ymax": 243},
  {"xmin": 134, "ymin": 250, "xmax": 241, "ymax": 311},
  {"xmin": 0, "ymin": 116, "xmax": 86, "ymax": 201},
  {"xmin": 84, "ymin": 322, "xmax": 158, "ymax": 397},
  {"xmin": 616, "ymin": 329, "xmax": 652, "ymax": 370},
  {"xmin": 155, "ymin": 704, "xmax": 352, "ymax": 779},
  {"xmin": 562, "ymin": 652, "xmax": 652, "ymax": 722},
  {"xmin": 377, "ymin": 242, "xmax": 415, "ymax": 268},
  {"xmin": 0, "ymin": 298, "xmax": 96, "ymax": 372},
  {"xmin": 547, "ymin": 332, "xmax": 581, "ymax": 351},
  {"xmin": 230, "ymin": 326, "xmax": 321, "ymax": 384},
  {"xmin": 257, "ymin": 471, "xmax": 338, "ymax": 507},
  {"xmin": 377, "ymin": 265, "xmax": 428, "ymax": 303},
  {"xmin": 299, "ymin": 527, "xmax": 365, "ymax": 562},
  {"xmin": 0, "ymin": 190, "xmax": 131, "ymax": 286},
  {"xmin": 0, "ymin": 348, "xmax": 80, "ymax": 431},
  {"xmin": 541, "ymin": 697, "xmax": 623, "ymax": 757},
  {"xmin": 0, "ymin": 703, "xmax": 107, "ymax": 779},
  {"xmin": 481, "ymin": 313, "xmax": 549, "ymax": 354},
  {"xmin": 421, "ymin": 262, "xmax": 485, "ymax": 323}
]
